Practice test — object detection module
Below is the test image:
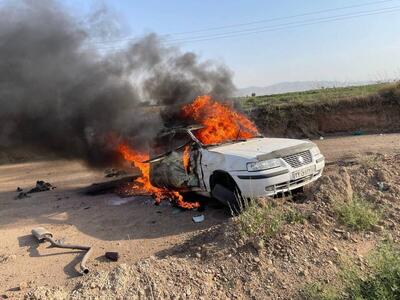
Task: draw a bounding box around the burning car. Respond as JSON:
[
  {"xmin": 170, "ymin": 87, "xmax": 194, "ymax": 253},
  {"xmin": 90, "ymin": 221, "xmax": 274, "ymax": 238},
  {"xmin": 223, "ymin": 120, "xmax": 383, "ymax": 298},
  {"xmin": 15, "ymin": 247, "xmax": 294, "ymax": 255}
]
[
  {"xmin": 119, "ymin": 95, "xmax": 325, "ymax": 211},
  {"xmin": 149, "ymin": 125, "xmax": 325, "ymax": 210}
]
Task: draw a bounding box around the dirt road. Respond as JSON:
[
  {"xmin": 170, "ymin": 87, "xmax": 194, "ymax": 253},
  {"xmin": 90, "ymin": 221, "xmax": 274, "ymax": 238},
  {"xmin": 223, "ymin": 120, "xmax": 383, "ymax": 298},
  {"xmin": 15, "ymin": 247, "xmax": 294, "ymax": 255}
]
[{"xmin": 0, "ymin": 133, "xmax": 399, "ymax": 297}]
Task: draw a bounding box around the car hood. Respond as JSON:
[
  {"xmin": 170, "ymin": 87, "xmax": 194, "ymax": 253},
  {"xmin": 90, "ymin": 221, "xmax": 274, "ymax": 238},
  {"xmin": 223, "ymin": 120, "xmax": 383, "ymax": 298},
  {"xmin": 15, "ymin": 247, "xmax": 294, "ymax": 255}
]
[{"xmin": 207, "ymin": 137, "xmax": 313, "ymax": 160}]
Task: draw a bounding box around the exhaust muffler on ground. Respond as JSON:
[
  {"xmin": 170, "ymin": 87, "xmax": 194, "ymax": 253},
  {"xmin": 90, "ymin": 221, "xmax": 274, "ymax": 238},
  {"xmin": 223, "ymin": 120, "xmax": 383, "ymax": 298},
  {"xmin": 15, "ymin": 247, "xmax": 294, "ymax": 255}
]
[{"xmin": 31, "ymin": 227, "xmax": 92, "ymax": 275}]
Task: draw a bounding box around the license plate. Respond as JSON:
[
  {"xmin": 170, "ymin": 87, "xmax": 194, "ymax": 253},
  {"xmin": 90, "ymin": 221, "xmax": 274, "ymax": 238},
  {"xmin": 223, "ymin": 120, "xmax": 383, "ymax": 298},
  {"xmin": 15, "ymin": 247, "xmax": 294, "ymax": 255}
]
[{"xmin": 292, "ymin": 165, "xmax": 315, "ymax": 180}]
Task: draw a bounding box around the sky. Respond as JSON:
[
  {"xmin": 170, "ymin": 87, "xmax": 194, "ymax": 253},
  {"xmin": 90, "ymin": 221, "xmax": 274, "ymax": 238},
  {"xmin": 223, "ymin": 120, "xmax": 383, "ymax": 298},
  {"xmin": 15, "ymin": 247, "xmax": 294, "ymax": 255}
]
[{"xmin": 63, "ymin": 0, "xmax": 400, "ymax": 88}]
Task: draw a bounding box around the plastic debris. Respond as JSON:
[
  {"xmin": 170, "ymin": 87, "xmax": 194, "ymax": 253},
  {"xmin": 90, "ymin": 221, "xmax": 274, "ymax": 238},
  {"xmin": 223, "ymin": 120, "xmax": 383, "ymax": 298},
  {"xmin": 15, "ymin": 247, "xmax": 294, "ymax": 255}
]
[{"xmin": 192, "ymin": 215, "xmax": 205, "ymax": 223}]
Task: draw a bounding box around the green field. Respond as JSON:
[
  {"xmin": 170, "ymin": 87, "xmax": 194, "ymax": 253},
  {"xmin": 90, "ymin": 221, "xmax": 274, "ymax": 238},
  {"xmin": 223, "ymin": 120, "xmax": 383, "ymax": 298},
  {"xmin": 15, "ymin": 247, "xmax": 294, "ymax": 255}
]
[{"xmin": 238, "ymin": 83, "xmax": 391, "ymax": 109}]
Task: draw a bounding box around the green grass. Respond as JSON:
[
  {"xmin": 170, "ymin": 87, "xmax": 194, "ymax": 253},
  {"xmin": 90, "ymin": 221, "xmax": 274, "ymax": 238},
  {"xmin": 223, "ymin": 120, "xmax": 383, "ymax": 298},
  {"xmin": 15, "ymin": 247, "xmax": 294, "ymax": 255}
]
[
  {"xmin": 235, "ymin": 200, "xmax": 283, "ymax": 240},
  {"xmin": 334, "ymin": 196, "xmax": 380, "ymax": 231},
  {"xmin": 238, "ymin": 83, "xmax": 389, "ymax": 109},
  {"xmin": 302, "ymin": 241, "xmax": 400, "ymax": 300},
  {"xmin": 347, "ymin": 242, "xmax": 400, "ymax": 300},
  {"xmin": 284, "ymin": 208, "xmax": 307, "ymax": 225},
  {"xmin": 302, "ymin": 282, "xmax": 339, "ymax": 300},
  {"xmin": 235, "ymin": 201, "xmax": 307, "ymax": 241}
]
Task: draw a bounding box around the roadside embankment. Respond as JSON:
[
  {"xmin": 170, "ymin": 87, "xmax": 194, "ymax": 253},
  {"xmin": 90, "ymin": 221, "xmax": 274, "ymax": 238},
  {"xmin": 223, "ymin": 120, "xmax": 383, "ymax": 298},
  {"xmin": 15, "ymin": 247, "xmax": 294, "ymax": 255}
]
[{"xmin": 245, "ymin": 83, "xmax": 400, "ymax": 138}]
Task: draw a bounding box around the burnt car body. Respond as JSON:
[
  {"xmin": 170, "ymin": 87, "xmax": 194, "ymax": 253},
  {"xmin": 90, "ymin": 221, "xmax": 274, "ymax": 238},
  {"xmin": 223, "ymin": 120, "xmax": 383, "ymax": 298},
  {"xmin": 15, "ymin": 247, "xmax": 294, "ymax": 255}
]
[{"xmin": 149, "ymin": 126, "xmax": 325, "ymax": 208}]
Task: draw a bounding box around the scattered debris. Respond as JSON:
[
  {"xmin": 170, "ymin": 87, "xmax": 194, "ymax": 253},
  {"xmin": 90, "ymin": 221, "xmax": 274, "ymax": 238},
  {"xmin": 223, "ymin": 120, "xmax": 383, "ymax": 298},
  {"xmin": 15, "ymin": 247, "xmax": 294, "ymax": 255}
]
[
  {"xmin": 85, "ymin": 175, "xmax": 137, "ymax": 195},
  {"xmin": 377, "ymin": 181, "xmax": 389, "ymax": 192},
  {"xmin": 105, "ymin": 252, "xmax": 119, "ymax": 262},
  {"xmin": 192, "ymin": 215, "xmax": 205, "ymax": 223},
  {"xmin": 31, "ymin": 227, "xmax": 92, "ymax": 275},
  {"xmin": 16, "ymin": 187, "xmax": 22, "ymax": 192},
  {"xmin": 15, "ymin": 192, "xmax": 30, "ymax": 200},
  {"xmin": 28, "ymin": 180, "xmax": 55, "ymax": 193},
  {"xmin": 352, "ymin": 129, "xmax": 364, "ymax": 136}
]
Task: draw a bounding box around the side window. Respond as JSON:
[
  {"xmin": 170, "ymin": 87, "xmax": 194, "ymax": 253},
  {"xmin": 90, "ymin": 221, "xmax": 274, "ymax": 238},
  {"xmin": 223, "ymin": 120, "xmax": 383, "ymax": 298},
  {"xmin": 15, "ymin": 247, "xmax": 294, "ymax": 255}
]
[
  {"xmin": 151, "ymin": 133, "xmax": 173, "ymax": 158},
  {"xmin": 170, "ymin": 132, "xmax": 192, "ymax": 151},
  {"xmin": 150, "ymin": 131, "xmax": 193, "ymax": 160}
]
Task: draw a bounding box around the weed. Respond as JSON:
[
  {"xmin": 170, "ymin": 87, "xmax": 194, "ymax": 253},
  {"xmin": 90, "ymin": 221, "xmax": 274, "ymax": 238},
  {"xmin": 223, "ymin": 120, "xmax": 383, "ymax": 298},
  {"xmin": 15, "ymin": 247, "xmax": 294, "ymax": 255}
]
[
  {"xmin": 302, "ymin": 242, "xmax": 400, "ymax": 300},
  {"xmin": 284, "ymin": 208, "xmax": 306, "ymax": 224},
  {"xmin": 235, "ymin": 200, "xmax": 283, "ymax": 240},
  {"xmin": 334, "ymin": 196, "xmax": 380, "ymax": 231},
  {"xmin": 345, "ymin": 242, "xmax": 400, "ymax": 300},
  {"xmin": 301, "ymin": 282, "xmax": 339, "ymax": 300}
]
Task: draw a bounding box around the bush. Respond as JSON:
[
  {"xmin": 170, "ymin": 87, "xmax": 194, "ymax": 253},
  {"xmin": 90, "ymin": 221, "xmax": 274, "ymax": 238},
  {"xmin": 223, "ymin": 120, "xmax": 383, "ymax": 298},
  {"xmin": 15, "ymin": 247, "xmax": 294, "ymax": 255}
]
[
  {"xmin": 378, "ymin": 81, "xmax": 400, "ymax": 99},
  {"xmin": 334, "ymin": 196, "xmax": 380, "ymax": 231},
  {"xmin": 235, "ymin": 200, "xmax": 283, "ymax": 240}
]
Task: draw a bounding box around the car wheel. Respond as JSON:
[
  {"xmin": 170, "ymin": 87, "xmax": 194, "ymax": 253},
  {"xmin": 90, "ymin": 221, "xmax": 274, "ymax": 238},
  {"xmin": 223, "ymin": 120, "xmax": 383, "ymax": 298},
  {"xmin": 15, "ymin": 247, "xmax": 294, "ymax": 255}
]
[{"xmin": 211, "ymin": 174, "xmax": 245, "ymax": 215}]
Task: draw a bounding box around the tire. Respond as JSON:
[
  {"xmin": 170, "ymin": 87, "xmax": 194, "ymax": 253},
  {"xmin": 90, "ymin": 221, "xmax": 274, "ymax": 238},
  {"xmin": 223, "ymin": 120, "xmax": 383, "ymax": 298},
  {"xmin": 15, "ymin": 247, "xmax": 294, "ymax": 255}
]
[{"xmin": 211, "ymin": 173, "xmax": 245, "ymax": 214}]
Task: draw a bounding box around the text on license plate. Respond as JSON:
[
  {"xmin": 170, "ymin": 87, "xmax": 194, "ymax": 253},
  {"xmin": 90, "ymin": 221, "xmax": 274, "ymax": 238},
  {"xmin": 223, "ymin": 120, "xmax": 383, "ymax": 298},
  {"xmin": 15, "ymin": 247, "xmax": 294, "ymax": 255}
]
[{"xmin": 292, "ymin": 165, "xmax": 315, "ymax": 180}]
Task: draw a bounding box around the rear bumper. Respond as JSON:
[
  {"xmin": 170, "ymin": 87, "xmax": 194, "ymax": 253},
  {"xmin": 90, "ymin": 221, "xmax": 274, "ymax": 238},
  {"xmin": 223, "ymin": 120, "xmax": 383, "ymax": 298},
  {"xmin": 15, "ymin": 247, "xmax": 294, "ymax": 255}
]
[{"xmin": 230, "ymin": 158, "xmax": 325, "ymax": 198}]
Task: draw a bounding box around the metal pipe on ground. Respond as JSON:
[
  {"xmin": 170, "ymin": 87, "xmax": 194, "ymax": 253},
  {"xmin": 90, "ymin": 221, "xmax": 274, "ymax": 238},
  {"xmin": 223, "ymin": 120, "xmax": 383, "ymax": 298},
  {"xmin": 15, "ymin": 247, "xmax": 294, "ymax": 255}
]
[{"xmin": 31, "ymin": 227, "xmax": 92, "ymax": 275}]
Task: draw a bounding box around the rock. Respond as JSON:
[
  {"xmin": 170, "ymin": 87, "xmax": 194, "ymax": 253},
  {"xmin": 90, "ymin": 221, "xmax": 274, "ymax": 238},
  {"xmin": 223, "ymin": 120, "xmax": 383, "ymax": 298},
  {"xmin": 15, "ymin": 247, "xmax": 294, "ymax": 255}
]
[
  {"xmin": 15, "ymin": 192, "xmax": 30, "ymax": 200},
  {"xmin": 195, "ymin": 253, "xmax": 202, "ymax": 259},
  {"xmin": 18, "ymin": 282, "xmax": 28, "ymax": 290},
  {"xmin": 105, "ymin": 252, "xmax": 119, "ymax": 262},
  {"xmin": 252, "ymin": 239, "xmax": 264, "ymax": 251},
  {"xmin": 343, "ymin": 232, "xmax": 351, "ymax": 240},
  {"xmin": 283, "ymin": 235, "xmax": 291, "ymax": 241}
]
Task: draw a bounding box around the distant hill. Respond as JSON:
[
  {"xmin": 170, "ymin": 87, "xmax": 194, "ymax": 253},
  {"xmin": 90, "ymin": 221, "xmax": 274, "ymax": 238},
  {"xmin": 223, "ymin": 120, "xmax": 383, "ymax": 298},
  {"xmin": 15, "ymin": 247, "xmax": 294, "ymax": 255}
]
[{"xmin": 235, "ymin": 81, "xmax": 375, "ymax": 97}]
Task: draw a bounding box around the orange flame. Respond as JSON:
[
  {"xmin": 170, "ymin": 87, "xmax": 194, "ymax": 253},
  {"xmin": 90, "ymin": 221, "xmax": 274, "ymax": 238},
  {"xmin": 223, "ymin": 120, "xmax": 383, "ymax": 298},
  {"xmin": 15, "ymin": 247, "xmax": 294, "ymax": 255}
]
[
  {"xmin": 118, "ymin": 144, "xmax": 200, "ymax": 209},
  {"xmin": 183, "ymin": 145, "xmax": 190, "ymax": 173},
  {"xmin": 181, "ymin": 95, "xmax": 258, "ymax": 145}
]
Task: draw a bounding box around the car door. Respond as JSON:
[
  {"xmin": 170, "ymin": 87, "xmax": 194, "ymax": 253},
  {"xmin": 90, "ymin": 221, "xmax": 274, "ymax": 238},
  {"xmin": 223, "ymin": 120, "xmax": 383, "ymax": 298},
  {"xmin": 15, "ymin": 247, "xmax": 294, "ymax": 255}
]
[{"xmin": 149, "ymin": 131, "xmax": 201, "ymax": 190}]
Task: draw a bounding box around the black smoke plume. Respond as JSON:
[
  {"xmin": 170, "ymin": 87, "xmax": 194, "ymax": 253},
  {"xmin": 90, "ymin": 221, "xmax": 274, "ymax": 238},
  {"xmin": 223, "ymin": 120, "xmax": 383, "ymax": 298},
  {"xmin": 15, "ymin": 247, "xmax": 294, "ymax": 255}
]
[{"xmin": 0, "ymin": 0, "xmax": 235, "ymax": 165}]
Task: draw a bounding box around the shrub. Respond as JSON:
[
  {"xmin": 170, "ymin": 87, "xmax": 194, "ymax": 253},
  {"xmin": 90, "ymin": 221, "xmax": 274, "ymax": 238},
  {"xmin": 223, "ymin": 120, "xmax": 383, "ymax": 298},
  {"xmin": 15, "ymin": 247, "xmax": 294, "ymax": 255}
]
[{"xmin": 334, "ymin": 196, "xmax": 380, "ymax": 231}]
